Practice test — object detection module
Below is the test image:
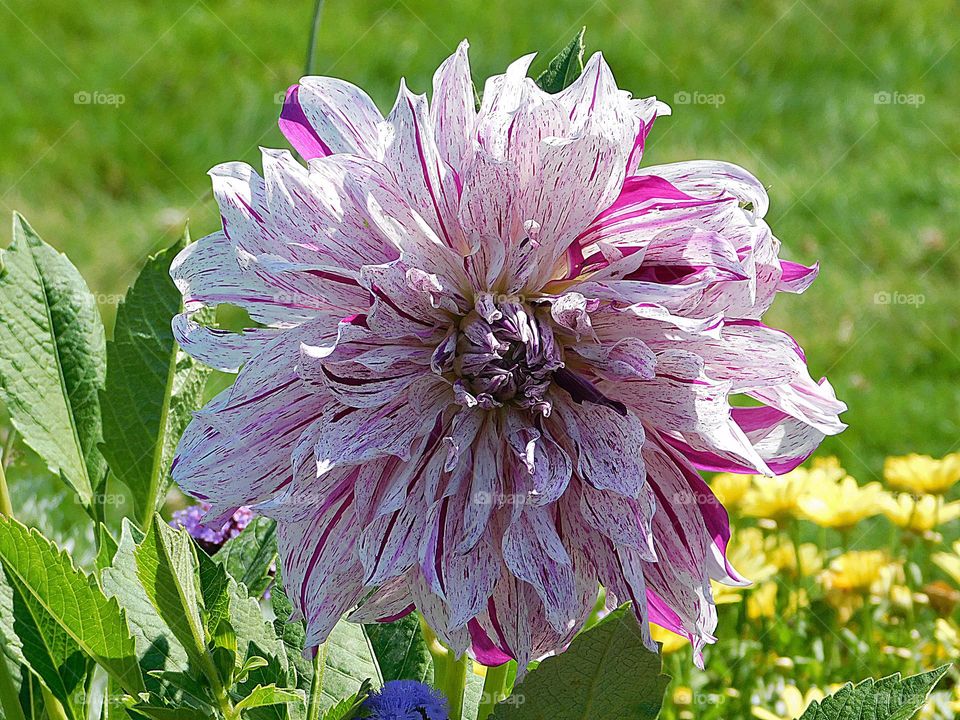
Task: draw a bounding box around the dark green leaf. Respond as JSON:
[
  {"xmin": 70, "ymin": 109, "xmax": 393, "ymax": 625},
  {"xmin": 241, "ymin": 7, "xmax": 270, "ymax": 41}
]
[
  {"xmin": 320, "ymin": 679, "xmax": 372, "ymax": 720},
  {"xmin": 100, "ymin": 230, "xmax": 211, "ymax": 529},
  {"xmin": 215, "ymin": 517, "xmax": 277, "ymax": 598},
  {"xmin": 363, "ymin": 614, "xmax": 433, "ymax": 684},
  {"xmin": 797, "ymin": 665, "xmax": 950, "ymax": 720},
  {"xmin": 534, "ymin": 28, "xmax": 586, "ymax": 93},
  {"xmin": 0, "ymin": 213, "xmax": 106, "ymax": 506},
  {"xmin": 489, "ymin": 604, "xmax": 668, "ymax": 720}
]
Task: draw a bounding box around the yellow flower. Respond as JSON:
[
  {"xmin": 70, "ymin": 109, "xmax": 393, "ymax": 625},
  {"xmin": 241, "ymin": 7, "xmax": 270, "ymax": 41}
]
[
  {"xmin": 765, "ymin": 538, "xmax": 824, "ymax": 577},
  {"xmin": 820, "ymin": 550, "xmax": 891, "ymax": 592},
  {"xmin": 650, "ymin": 623, "xmax": 689, "ymax": 654},
  {"xmin": 881, "ymin": 493, "xmax": 960, "ymax": 533},
  {"xmin": 932, "ymin": 540, "xmax": 960, "ymax": 586},
  {"xmin": 710, "ymin": 472, "xmax": 753, "ymax": 508},
  {"xmin": 747, "ymin": 582, "xmax": 779, "ymax": 619},
  {"xmin": 672, "ymin": 686, "xmax": 693, "ymax": 707},
  {"xmin": 740, "ymin": 457, "xmax": 847, "ymax": 522},
  {"xmin": 711, "ymin": 528, "xmax": 778, "ymax": 604},
  {"xmin": 752, "ymin": 685, "xmax": 826, "ymax": 720},
  {"xmin": 884, "ymin": 453, "xmax": 960, "ymax": 495},
  {"xmin": 797, "ymin": 475, "xmax": 885, "ymax": 530}
]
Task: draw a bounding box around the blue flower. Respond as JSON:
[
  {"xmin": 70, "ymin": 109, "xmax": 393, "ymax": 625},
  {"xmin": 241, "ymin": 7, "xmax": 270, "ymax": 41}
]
[{"xmin": 361, "ymin": 680, "xmax": 449, "ymax": 720}]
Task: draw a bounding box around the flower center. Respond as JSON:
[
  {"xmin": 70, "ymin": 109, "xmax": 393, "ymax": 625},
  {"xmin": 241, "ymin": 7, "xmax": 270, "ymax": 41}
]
[{"xmin": 438, "ymin": 295, "xmax": 562, "ymax": 414}]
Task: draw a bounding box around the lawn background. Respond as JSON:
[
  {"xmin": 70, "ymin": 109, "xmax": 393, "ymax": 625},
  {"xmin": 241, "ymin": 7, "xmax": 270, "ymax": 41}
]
[{"xmin": 1, "ymin": 0, "xmax": 958, "ymax": 488}]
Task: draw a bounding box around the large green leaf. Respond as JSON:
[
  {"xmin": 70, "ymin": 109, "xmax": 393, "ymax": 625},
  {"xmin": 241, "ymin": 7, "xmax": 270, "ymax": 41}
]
[
  {"xmin": 0, "ymin": 516, "xmax": 144, "ymax": 697},
  {"xmin": 489, "ymin": 605, "xmax": 668, "ymax": 720},
  {"xmin": 0, "ymin": 213, "xmax": 106, "ymax": 506},
  {"xmin": 133, "ymin": 517, "xmax": 213, "ymax": 681},
  {"xmin": 215, "ymin": 517, "xmax": 277, "ymax": 598},
  {"xmin": 534, "ymin": 28, "xmax": 586, "ymax": 94},
  {"xmin": 797, "ymin": 665, "xmax": 950, "ymax": 720},
  {"xmin": 100, "ymin": 231, "xmax": 211, "ymax": 530},
  {"xmin": 0, "ymin": 564, "xmax": 36, "ymax": 720},
  {"xmin": 101, "ymin": 521, "xmax": 190, "ymax": 678},
  {"xmin": 363, "ymin": 614, "xmax": 433, "ymax": 684}
]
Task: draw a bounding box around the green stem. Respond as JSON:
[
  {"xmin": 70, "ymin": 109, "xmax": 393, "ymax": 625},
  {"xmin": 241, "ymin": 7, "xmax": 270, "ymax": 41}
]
[
  {"xmin": 477, "ymin": 663, "xmax": 512, "ymax": 720},
  {"xmin": 304, "ymin": 0, "xmax": 326, "ymax": 75},
  {"xmin": 0, "ymin": 448, "xmax": 12, "ymax": 518},
  {"xmin": 420, "ymin": 615, "xmax": 467, "ymax": 720},
  {"xmin": 305, "ymin": 643, "xmax": 328, "ymax": 720},
  {"xmin": 439, "ymin": 652, "xmax": 468, "ymax": 720}
]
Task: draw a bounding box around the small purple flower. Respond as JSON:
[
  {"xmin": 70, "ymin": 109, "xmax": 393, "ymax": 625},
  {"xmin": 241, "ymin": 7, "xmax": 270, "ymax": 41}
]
[
  {"xmin": 170, "ymin": 501, "xmax": 253, "ymax": 554},
  {"xmin": 361, "ymin": 681, "xmax": 448, "ymax": 720}
]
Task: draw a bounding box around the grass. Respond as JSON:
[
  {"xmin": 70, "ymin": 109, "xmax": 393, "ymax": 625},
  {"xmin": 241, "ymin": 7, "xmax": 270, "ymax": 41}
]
[{"xmin": 1, "ymin": 0, "xmax": 958, "ymax": 485}]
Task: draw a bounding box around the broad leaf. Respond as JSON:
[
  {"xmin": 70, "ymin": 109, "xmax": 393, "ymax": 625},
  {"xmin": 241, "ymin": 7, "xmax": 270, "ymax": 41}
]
[
  {"xmin": 234, "ymin": 685, "xmax": 303, "ymax": 714},
  {"xmin": 0, "ymin": 516, "xmax": 144, "ymax": 697},
  {"xmin": 100, "ymin": 231, "xmax": 211, "ymax": 530},
  {"xmin": 320, "ymin": 679, "xmax": 372, "ymax": 720},
  {"xmin": 133, "ymin": 516, "xmax": 221, "ymax": 693},
  {"xmin": 0, "ymin": 213, "xmax": 106, "ymax": 507},
  {"xmin": 489, "ymin": 605, "xmax": 668, "ymax": 719},
  {"xmin": 215, "ymin": 517, "xmax": 277, "ymax": 598},
  {"xmin": 364, "ymin": 614, "xmax": 433, "ymax": 684},
  {"xmin": 0, "ymin": 564, "xmax": 37, "ymax": 720},
  {"xmin": 102, "ymin": 521, "xmax": 190, "ymax": 678},
  {"xmin": 535, "ymin": 28, "xmax": 586, "ymax": 93},
  {"xmin": 797, "ymin": 665, "xmax": 950, "ymax": 720}
]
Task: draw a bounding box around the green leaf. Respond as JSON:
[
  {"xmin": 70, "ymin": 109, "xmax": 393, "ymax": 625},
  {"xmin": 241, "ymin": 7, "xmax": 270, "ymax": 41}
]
[
  {"xmin": 489, "ymin": 605, "xmax": 668, "ymax": 720},
  {"xmin": 101, "ymin": 521, "xmax": 190, "ymax": 678},
  {"xmin": 0, "ymin": 213, "xmax": 106, "ymax": 507},
  {"xmin": 797, "ymin": 665, "xmax": 950, "ymax": 720},
  {"xmin": 215, "ymin": 517, "xmax": 277, "ymax": 598},
  {"xmin": 234, "ymin": 685, "xmax": 303, "ymax": 714},
  {"xmin": 99, "ymin": 231, "xmax": 211, "ymax": 530},
  {"xmin": 95, "ymin": 522, "xmax": 119, "ymax": 573},
  {"xmin": 534, "ymin": 28, "xmax": 586, "ymax": 93},
  {"xmin": 0, "ymin": 564, "xmax": 42, "ymax": 720},
  {"xmin": 320, "ymin": 679, "xmax": 372, "ymax": 720},
  {"xmin": 133, "ymin": 515, "xmax": 225, "ymax": 696},
  {"xmin": 363, "ymin": 614, "xmax": 433, "ymax": 684},
  {"xmin": 0, "ymin": 515, "xmax": 145, "ymax": 697}
]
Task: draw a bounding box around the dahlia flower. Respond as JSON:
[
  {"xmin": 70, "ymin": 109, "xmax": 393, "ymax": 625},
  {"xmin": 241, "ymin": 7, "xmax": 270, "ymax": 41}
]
[{"xmin": 170, "ymin": 41, "xmax": 845, "ymax": 667}]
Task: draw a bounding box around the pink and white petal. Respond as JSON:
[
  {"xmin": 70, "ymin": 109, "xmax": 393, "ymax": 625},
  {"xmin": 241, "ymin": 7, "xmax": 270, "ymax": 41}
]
[
  {"xmin": 348, "ymin": 576, "xmax": 414, "ymax": 624},
  {"xmin": 172, "ymin": 312, "xmax": 282, "ymax": 373},
  {"xmin": 641, "ymin": 160, "xmax": 770, "ymax": 219},
  {"xmin": 552, "ymin": 397, "xmax": 647, "ymax": 499},
  {"xmin": 409, "ymin": 569, "xmax": 472, "ymax": 657},
  {"xmin": 420, "ymin": 496, "xmax": 500, "ymax": 628},
  {"xmin": 578, "ymin": 482, "xmax": 656, "ymax": 559},
  {"xmin": 172, "ymin": 329, "xmax": 335, "ymax": 518},
  {"xmin": 299, "ymin": 322, "xmax": 434, "ymax": 408},
  {"xmin": 383, "ymin": 81, "xmax": 466, "ymax": 253},
  {"xmin": 458, "ymin": 418, "xmax": 504, "ymax": 553},
  {"xmin": 284, "ymin": 76, "xmax": 384, "ymax": 159},
  {"xmin": 501, "ymin": 505, "xmax": 578, "ymax": 633},
  {"xmin": 277, "ymin": 490, "xmax": 366, "ymax": 648},
  {"xmin": 778, "ymin": 260, "xmax": 819, "ymax": 293},
  {"xmin": 430, "ymin": 39, "xmax": 477, "ymax": 174},
  {"xmin": 569, "ymin": 336, "xmax": 657, "ymax": 382},
  {"xmin": 747, "ymin": 376, "xmax": 847, "ymax": 437}
]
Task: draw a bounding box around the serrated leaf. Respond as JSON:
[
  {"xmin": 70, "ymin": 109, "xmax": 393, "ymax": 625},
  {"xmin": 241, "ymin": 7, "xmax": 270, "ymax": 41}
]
[
  {"xmin": 797, "ymin": 665, "xmax": 950, "ymax": 720},
  {"xmin": 363, "ymin": 614, "xmax": 433, "ymax": 684},
  {"xmin": 489, "ymin": 604, "xmax": 668, "ymax": 720},
  {"xmin": 535, "ymin": 28, "xmax": 586, "ymax": 94},
  {"xmin": 102, "ymin": 520, "xmax": 190, "ymax": 679},
  {"xmin": 133, "ymin": 515, "xmax": 228, "ymax": 697},
  {"xmin": 234, "ymin": 684, "xmax": 303, "ymax": 714},
  {"xmin": 0, "ymin": 213, "xmax": 106, "ymax": 506},
  {"xmin": 215, "ymin": 517, "xmax": 277, "ymax": 598},
  {"xmin": 0, "ymin": 563, "xmax": 28, "ymax": 720},
  {"xmin": 0, "ymin": 516, "xmax": 145, "ymax": 698},
  {"xmin": 100, "ymin": 231, "xmax": 212, "ymax": 530},
  {"xmin": 320, "ymin": 679, "xmax": 372, "ymax": 720}
]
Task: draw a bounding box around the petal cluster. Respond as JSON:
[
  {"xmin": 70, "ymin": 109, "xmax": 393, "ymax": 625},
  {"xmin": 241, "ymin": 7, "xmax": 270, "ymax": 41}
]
[{"xmin": 171, "ymin": 41, "xmax": 845, "ymax": 667}]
